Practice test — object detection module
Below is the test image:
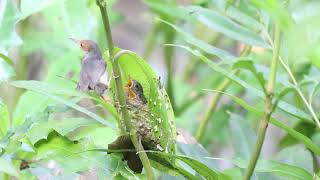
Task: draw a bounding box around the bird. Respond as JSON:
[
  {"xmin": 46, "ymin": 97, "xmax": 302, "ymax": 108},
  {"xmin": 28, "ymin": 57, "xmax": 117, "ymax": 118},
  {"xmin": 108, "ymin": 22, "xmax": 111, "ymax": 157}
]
[
  {"xmin": 71, "ymin": 38, "xmax": 108, "ymax": 95},
  {"xmin": 124, "ymin": 77, "xmax": 147, "ymax": 109},
  {"xmin": 108, "ymin": 77, "xmax": 161, "ymax": 173}
]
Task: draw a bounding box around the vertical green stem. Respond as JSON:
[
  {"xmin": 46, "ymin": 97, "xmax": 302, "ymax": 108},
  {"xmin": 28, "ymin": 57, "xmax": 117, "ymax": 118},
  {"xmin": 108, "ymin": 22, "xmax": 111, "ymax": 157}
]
[
  {"xmin": 96, "ymin": 1, "xmax": 154, "ymax": 179},
  {"xmin": 311, "ymin": 150, "xmax": 320, "ymax": 174},
  {"xmin": 243, "ymin": 24, "xmax": 281, "ymax": 180},
  {"xmin": 163, "ymin": 25, "xmax": 176, "ymax": 111},
  {"xmin": 195, "ymin": 46, "xmax": 251, "ymax": 141},
  {"xmin": 195, "ymin": 73, "xmax": 236, "ymax": 140}
]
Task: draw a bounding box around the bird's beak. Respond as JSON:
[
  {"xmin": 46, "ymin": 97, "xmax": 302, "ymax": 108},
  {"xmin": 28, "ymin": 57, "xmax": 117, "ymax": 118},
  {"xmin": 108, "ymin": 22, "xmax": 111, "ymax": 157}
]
[
  {"xmin": 125, "ymin": 78, "xmax": 133, "ymax": 88},
  {"xmin": 69, "ymin": 38, "xmax": 80, "ymax": 44},
  {"xmin": 125, "ymin": 78, "xmax": 136, "ymax": 99}
]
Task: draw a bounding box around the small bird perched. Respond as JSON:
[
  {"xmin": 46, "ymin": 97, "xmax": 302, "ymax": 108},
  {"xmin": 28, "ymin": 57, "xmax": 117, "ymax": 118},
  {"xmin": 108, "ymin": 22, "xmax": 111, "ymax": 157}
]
[{"xmin": 71, "ymin": 38, "xmax": 108, "ymax": 95}]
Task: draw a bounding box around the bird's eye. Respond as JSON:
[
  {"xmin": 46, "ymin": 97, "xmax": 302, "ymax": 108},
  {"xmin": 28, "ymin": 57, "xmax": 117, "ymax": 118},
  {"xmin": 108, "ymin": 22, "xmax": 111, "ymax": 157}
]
[
  {"xmin": 135, "ymin": 84, "xmax": 139, "ymax": 89},
  {"xmin": 80, "ymin": 43, "xmax": 84, "ymax": 47}
]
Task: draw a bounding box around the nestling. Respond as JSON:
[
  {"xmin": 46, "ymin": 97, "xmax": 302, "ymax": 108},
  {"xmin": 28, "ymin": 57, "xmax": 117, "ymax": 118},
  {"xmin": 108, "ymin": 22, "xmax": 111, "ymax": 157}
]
[
  {"xmin": 108, "ymin": 77, "xmax": 161, "ymax": 173},
  {"xmin": 71, "ymin": 38, "xmax": 108, "ymax": 95}
]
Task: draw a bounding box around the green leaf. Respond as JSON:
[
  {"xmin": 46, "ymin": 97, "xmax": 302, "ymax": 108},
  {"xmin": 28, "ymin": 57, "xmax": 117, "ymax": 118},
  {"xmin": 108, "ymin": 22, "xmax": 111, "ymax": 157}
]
[
  {"xmin": 27, "ymin": 118, "xmax": 99, "ymax": 145},
  {"xmin": 147, "ymin": 2, "xmax": 269, "ymax": 48},
  {"xmin": 34, "ymin": 131, "xmax": 82, "ymax": 158},
  {"xmin": 0, "ymin": 0, "xmax": 71, "ymax": 51},
  {"xmin": 0, "ymin": 99, "xmax": 10, "ymax": 137},
  {"xmin": 13, "ymin": 91, "xmax": 51, "ymax": 126},
  {"xmin": 0, "ymin": 157, "xmax": 19, "ymax": 177},
  {"xmin": 151, "ymin": 152, "xmax": 219, "ymax": 179},
  {"xmin": 159, "ymin": 19, "xmax": 234, "ymax": 60},
  {"xmin": 204, "ymin": 90, "xmax": 320, "ymax": 156},
  {"xmin": 225, "ymin": 6, "xmax": 265, "ymax": 32},
  {"xmin": 19, "ymin": 0, "xmax": 66, "ymax": 19},
  {"xmin": 0, "ymin": 53, "xmax": 14, "ymax": 65},
  {"xmin": 229, "ymin": 113, "xmax": 257, "ymax": 160},
  {"xmin": 233, "ymin": 60, "xmax": 266, "ymax": 93},
  {"xmin": 149, "ymin": 153, "xmax": 197, "ymax": 179},
  {"xmin": 276, "ymin": 146, "xmax": 313, "ymax": 175},
  {"xmin": 145, "ymin": 1, "xmax": 191, "ymax": 20},
  {"xmin": 33, "ymin": 133, "xmax": 115, "ymax": 176},
  {"xmin": 279, "ymin": 121, "xmax": 316, "ymax": 149},
  {"xmin": 109, "ymin": 49, "xmax": 176, "ymax": 152},
  {"xmin": 232, "ymin": 158, "xmax": 313, "ymax": 180},
  {"xmin": 250, "ymin": 0, "xmax": 292, "ymax": 30},
  {"xmin": 177, "ymin": 45, "xmax": 312, "ymax": 122},
  {"xmin": 0, "ymin": 0, "xmax": 22, "ymax": 50},
  {"xmin": 10, "ymin": 80, "xmax": 117, "ymax": 129},
  {"xmin": 186, "ymin": 6, "xmax": 270, "ymax": 48},
  {"xmin": 0, "ymin": 55, "xmax": 15, "ymax": 83}
]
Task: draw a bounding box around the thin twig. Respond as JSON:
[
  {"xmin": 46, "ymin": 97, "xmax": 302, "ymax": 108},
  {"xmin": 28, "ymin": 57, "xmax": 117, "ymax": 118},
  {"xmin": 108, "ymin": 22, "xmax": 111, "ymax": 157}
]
[
  {"xmin": 96, "ymin": 1, "xmax": 155, "ymax": 179},
  {"xmin": 243, "ymin": 24, "xmax": 281, "ymax": 180},
  {"xmin": 265, "ymin": 30, "xmax": 320, "ymax": 128},
  {"xmin": 278, "ymin": 57, "xmax": 320, "ymax": 128},
  {"xmin": 195, "ymin": 46, "xmax": 251, "ymax": 141},
  {"xmin": 163, "ymin": 25, "xmax": 176, "ymax": 111}
]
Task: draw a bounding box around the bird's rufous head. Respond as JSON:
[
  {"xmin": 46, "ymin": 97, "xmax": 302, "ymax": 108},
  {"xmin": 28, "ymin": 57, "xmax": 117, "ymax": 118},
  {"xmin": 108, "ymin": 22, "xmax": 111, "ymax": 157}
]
[{"xmin": 70, "ymin": 38, "xmax": 98, "ymax": 53}]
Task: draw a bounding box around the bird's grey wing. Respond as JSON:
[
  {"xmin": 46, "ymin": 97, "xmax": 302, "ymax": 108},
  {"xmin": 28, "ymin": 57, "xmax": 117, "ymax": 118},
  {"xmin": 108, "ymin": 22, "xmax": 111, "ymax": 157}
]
[
  {"xmin": 88, "ymin": 59, "xmax": 107, "ymax": 85},
  {"xmin": 78, "ymin": 68, "xmax": 90, "ymax": 91}
]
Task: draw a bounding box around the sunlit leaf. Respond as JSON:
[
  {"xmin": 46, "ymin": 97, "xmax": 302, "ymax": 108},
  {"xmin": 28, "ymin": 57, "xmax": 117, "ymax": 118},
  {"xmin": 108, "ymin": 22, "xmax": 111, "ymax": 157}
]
[
  {"xmin": 0, "ymin": 157, "xmax": 19, "ymax": 177},
  {"xmin": 159, "ymin": 19, "xmax": 234, "ymax": 60},
  {"xmin": 0, "ymin": 53, "xmax": 14, "ymax": 65},
  {"xmin": 27, "ymin": 118, "xmax": 99, "ymax": 145},
  {"xmin": 232, "ymin": 158, "xmax": 313, "ymax": 180},
  {"xmin": 20, "ymin": 0, "xmax": 66, "ymax": 19},
  {"xmin": 225, "ymin": 6, "xmax": 265, "ymax": 32},
  {"xmin": 276, "ymin": 146, "xmax": 313, "ymax": 175},
  {"xmin": 0, "ymin": 99, "xmax": 10, "ymax": 137},
  {"xmin": 10, "ymin": 80, "xmax": 117, "ymax": 129},
  {"xmin": 233, "ymin": 60, "xmax": 266, "ymax": 93},
  {"xmin": 279, "ymin": 121, "xmax": 316, "ymax": 149},
  {"xmin": 176, "ymin": 45, "xmax": 312, "ymax": 121},
  {"xmin": 0, "ymin": 0, "xmax": 22, "ymax": 50},
  {"xmin": 186, "ymin": 6, "xmax": 270, "ymax": 48},
  {"xmin": 108, "ymin": 49, "xmax": 176, "ymax": 153},
  {"xmin": 150, "ymin": 152, "xmax": 219, "ymax": 179},
  {"xmin": 204, "ymin": 90, "xmax": 320, "ymax": 156},
  {"xmin": 147, "ymin": 2, "xmax": 270, "ymax": 48},
  {"xmin": 0, "ymin": 55, "xmax": 15, "ymax": 83},
  {"xmin": 229, "ymin": 113, "xmax": 257, "ymax": 160}
]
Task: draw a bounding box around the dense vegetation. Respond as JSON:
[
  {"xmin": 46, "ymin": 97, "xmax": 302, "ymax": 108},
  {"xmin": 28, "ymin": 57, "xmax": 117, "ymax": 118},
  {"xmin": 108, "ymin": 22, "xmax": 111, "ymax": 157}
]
[{"xmin": 0, "ymin": 0, "xmax": 320, "ymax": 179}]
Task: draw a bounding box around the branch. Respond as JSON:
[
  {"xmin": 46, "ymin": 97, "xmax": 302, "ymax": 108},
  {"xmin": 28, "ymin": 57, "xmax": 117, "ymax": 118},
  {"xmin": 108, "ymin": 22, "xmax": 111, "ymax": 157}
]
[
  {"xmin": 243, "ymin": 24, "xmax": 281, "ymax": 180},
  {"xmin": 96, "ymin": 1, "xmax": 154, "ymax": 179},
  {"xmin": 195, "ymin": 46, "xmax": 251, "ymax": 141},
  {"xmin": 278, "ymin": 57, "xmax": 320, "ymax": 128}
]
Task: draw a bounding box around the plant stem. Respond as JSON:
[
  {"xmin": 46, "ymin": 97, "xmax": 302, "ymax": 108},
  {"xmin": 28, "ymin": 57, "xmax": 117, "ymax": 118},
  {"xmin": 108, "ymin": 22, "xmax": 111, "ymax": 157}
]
[
  {"xmin": 195, "ymin": 46, "xmax": 251, "ymax": 141},
  {"xmin": 163, "ymin": 25, "xmax": 176, "ymax": 111},
  {"xmin": 96, "ymin": 1, "xmax": 154, "ymax": 179},
  {"xmin": 278, "ymin": 57, "xmax": 320, "ymax": 128},
  {"xmin": 310, "ymin": 150, "xmax": 320, "ymax": 174},
  {"xmin": 243, "ymin": 24, "xmax": 281, "ymax": 180},
  {"xmin": 195, "ymin": 73, "xmax": 236, "ymax": 140}
]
